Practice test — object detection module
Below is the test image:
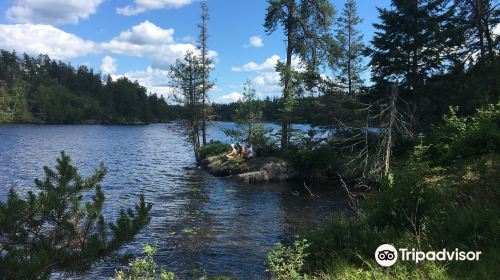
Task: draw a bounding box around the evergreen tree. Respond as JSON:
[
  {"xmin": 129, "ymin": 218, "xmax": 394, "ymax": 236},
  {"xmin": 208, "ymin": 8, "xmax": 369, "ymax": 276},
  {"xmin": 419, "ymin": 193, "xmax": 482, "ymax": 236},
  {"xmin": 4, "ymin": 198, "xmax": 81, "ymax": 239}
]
[
  {"xmin": 335, "ymin": 0, "xmax": 365, "ymax": 95},
  {"xmin": 198, "ymin": 1, "xmax": 215, "ymax": 146},
  {"xmin": 264, "ymin": 0, "xmax": 336, "ymax": 151},
  {"xmin": 223, "ymin": 80, "xmax": 265, "ymax": 144},
  {"xmin": 0, "ymin": 152, "xmax": 152, "ymax": 279},
  {"xmin": 169, "ymin": 51, "xmax": 205, "ymax": 160},
  {"xmin": 455, "ymin": 0, "xmax": 500, "ymax": 64},
  {"xmin": 0, "ymin": 50, "xmax": 172, "ymax": 124},
  {"xmin": 369, "ymin": 0, "xmax": 452, "ymax": 90}
]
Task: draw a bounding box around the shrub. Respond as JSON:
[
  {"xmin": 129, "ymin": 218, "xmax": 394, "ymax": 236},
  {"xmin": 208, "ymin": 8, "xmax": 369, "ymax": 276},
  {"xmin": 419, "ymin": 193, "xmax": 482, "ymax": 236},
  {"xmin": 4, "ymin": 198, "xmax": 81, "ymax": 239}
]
[
  {"xmin": 430, "ymin": 103, "xmax": 500, "ymax": 163},
  {"xmin": 199, "ymin": 140, "xmax": 229, "ymax": 159},
  {"xmin": 248, "ymin": 125, "xmax": 280, "ymax": 157},
  {"xmin": 285, "ymin": 103, "xmax": 500, "ymax": 279},
  {"xmin": 266, "ymin": 239, "xmax": 311, "ymax": 280},
  {"xmin": 113, "ymin": 243, "xmax": 174, "ymax": 280}
]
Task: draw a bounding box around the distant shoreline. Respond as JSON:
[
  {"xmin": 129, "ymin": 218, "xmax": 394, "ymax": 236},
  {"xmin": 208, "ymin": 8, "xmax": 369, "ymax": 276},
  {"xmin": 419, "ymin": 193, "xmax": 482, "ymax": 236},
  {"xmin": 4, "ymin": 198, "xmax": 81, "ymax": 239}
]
[{"xmin": 0, "ymin": 120, "xmax": 169, "ymax": 126}]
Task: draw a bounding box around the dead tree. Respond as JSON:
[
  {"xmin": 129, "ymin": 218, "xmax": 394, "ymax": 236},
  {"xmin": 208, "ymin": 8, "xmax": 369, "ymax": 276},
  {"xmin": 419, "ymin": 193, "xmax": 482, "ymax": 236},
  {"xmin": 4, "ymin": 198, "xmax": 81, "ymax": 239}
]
[{"xmin": 384, "ymin": 84, "xmax": 398, "ymax": 175}]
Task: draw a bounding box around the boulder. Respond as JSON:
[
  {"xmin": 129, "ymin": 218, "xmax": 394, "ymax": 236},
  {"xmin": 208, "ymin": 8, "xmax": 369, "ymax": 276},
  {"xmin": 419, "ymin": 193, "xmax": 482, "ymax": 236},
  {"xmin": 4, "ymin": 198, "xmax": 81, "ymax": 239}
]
[{"xmin": 200, "ymin": 155, "xmax": 297, "ymax": 183}]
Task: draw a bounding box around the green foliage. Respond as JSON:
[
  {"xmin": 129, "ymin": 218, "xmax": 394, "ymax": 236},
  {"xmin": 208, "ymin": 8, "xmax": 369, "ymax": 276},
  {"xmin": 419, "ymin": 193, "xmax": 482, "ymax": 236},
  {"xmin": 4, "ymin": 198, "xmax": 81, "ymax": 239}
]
[
  {"xmin": 288, "ymin": 130, "xmax": 336, "ymax": 177},
  {"xmin": 223, "ymin": 81, "xmax": 280, "ymax": 157},
  {"xmin": 0, "ymin": 80, "xmax": 32, "ymax": 122},
  {"xmin": 266, "ymin": 239, "xmax": 311, "ymax": 280},
  {"xmin": 264, "ymin": 0, "xmax": 337, "ymax": 150},
  {"xmin": 430, "ymin": 103, "xmax": 500, "ymax": 163},
  {"xmin": 335, "ymin": 0, "xmax": 365, "ymax": 94},
  {"xmin": 281, "ymin": 103, "xmax": 500, "ymax": 279},
  {"xmin": 199, "ymin": 140, "xmax": 229, "ymax": 159},
  {"xmin": 368, "ymin": 0, "xmax": 453, "ymax": 90},
  {"xmin": 0, "ymin": 50, "xmax": 171, "ymax": 124},
  {"xmin": 227, "ymin": 156, "xmax": 244, "ymax": 166},
  {"xmin": 0, "ymin": 152, "xmax": 152, "ymax": 279},
  {"xmin": 223, "ymin": 80, "xmax": 264, "ymax": 144},
  {"xmin": 170, "ymin": 51, "xmax": 206, "ymax": 160},
  {"xmin": 247, "ymin": 125, "xmax": 280, "ymax": 157},
  {"xmin": 113, "ymin": 243, "xmax": 174, "ymax": 280}
]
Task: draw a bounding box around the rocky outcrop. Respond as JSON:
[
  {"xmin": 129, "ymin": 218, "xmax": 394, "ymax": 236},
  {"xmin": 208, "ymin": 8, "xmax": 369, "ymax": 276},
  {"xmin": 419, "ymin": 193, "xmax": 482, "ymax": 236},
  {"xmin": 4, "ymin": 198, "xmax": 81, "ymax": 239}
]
[{"xmin": 200, "ymin": 155, "xmax": 297, "ymax": 183}]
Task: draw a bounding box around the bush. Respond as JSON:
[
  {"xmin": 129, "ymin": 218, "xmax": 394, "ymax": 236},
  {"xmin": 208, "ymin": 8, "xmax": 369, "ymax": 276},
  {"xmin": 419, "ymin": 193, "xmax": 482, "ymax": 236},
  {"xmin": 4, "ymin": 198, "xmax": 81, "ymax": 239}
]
[
  {"xmin": 429, "ymin": 103, "xmax": 500, "ymax": 163},
  {"xmin": 278, "ymin": 103, "xmax": 500, "ymax": 279},
  {"xmin": 266, "ymin": 239, "xmax": 311, "ymax": 280},
  {"xmin": 113, "ymin": 243, "xmax": 174, "ymax": 280},
  {"xmin": 288, "ymin": 130, "xmax": 339, "ymax": 177},
  {"xmin": 224, "ymin": 125, "xmax": 280, "ymax": 157},
  {"xmin": 248, "ymin": 125, "xmax": 280, "ymax": 157},
  {"xmin": 199, "ymin": 140, "xmax": 229, "ymax": 159}
]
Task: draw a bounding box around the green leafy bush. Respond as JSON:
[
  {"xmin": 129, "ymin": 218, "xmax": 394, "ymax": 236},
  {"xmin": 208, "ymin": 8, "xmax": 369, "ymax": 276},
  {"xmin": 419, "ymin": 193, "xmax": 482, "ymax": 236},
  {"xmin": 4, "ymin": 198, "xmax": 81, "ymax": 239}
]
[
  {"xmin": 280, "ymin": 103, "xmax": 500, "ymax": 279},
  {"xmin": 266, "ymin": 239, "xmax": 311, "ymax": 280},
  {"xmin": 199, "ymin": 140, "xmax": 229, "ymax": 159},
  {"xmin": 113, "ymin": 243, "xmax": 174, "ymax": 280},
  {"xmin": 430, "ymin": 103, "xmax": 500, "ymax": 163},
  {"xmin": 249, "ymin": 125, "xmax": 280, "ymax": 157}
]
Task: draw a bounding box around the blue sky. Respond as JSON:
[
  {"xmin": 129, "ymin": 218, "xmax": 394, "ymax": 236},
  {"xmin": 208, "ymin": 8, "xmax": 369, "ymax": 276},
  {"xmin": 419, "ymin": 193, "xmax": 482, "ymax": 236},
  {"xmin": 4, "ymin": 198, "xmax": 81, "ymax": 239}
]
[{"xmin": 0, "ymin": 0, "xmax": 391, "ymax": 103}]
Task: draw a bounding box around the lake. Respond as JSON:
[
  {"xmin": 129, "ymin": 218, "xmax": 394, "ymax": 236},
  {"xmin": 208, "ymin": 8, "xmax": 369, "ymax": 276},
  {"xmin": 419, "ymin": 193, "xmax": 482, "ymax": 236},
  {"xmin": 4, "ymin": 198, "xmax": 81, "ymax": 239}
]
[{"xmin": 0, "ymin": 122, "xmax": 349, "ymax": 279}]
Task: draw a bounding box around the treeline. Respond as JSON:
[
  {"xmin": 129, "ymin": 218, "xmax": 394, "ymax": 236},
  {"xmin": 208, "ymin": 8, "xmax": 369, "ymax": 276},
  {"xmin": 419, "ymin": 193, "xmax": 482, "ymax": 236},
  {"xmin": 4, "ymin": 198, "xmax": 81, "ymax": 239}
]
[{"xmin": 0, "ymin": 50, "xmax": 173, "ymax": 124}]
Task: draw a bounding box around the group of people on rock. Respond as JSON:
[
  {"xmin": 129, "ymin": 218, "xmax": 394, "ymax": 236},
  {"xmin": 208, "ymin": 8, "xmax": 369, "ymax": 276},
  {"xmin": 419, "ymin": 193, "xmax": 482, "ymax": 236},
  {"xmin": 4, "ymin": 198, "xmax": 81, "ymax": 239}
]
[{"xmin": 226, "ymin": 143, "xmax": 254, "ymax": 160}]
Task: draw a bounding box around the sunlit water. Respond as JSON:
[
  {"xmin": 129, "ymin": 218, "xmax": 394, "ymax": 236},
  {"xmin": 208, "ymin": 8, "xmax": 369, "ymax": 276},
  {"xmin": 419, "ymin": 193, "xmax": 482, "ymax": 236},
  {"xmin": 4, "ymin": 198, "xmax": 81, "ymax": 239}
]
[{"xmin": 0, "ymin": 122, "xmax": 349, "ymax": 279}]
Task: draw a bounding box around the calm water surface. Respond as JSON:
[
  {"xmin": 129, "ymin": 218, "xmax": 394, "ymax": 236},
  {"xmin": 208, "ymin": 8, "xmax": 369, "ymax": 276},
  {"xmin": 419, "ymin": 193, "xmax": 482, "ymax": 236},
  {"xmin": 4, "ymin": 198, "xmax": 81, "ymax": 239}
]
[{"xmin": 0, "ymin": 122, "xmax": 349, "ymax": 279}]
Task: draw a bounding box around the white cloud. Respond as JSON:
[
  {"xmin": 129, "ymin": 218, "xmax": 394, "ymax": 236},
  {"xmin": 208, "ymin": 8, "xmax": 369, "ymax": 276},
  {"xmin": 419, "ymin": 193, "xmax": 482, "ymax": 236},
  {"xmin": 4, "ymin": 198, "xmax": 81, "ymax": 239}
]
[
  {"xmin": 101, "ymin": 20, "xmax": 175, "ymax": 55},
  {"xmin": 232, "ymin": 55, "xmax": 281, "ymax": 72},
  {"xmin": 244, "ymin": 36, "xmax": 264, "ymax": 48},
  {"xmin": 117, "ymin": 0, "xmax": 193, "ymax": 16},
  {"xmin": 6, "ymin": 0, "xmax": 103, "ymax": 25},
  {"xmin": 100, "ymin": 56, "xmax": 117, "ymax": 75},
  {"xmin": 0, "ymin": 24, "xmax": 98, "ymax": 60},
  {"xmin": 102, "ymin": 20, "xmax": 217, "ymax": 69},
  {"xmin": 112, "ymin": 66, "xmax": 174, "ymax": 98},
  {"xmin": 231, "ymin": 55, "xmax": 304, "ymax": 97},
  {"xmin": 218, "ymin": 91, "xmax": 244, "ymax": 103}
]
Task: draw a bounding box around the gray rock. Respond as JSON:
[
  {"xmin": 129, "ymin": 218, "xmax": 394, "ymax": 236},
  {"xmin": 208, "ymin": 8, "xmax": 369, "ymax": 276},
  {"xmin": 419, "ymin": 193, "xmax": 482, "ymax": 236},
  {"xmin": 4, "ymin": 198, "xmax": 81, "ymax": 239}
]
[{"xmin": 200, "ymin": 155, "xmax": 297, "ymax": 183}]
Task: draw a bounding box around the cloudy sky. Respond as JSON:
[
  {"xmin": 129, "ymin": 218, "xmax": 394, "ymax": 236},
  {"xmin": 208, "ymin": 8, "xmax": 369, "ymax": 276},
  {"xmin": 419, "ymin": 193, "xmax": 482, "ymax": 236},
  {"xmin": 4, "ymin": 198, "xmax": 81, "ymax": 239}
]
[{"xmin": 0, "ymin": 0, "xmax": 391, "ymax": 103}]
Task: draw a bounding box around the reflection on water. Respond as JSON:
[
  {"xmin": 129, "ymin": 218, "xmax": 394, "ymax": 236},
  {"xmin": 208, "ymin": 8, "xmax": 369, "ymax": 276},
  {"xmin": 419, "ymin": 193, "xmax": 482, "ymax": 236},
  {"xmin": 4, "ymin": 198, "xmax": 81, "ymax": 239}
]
[{"xmin": 0, "ymin": 122, "xmax": 349, "ymax": 279}]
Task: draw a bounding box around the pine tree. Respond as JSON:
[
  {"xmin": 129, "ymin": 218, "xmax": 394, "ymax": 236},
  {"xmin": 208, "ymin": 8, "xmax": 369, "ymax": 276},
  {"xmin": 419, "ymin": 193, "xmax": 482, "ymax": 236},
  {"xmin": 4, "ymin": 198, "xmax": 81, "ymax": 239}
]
[
  {"xmin": 198, "ymin": 1, "xmax": 214, "ymax": 146},
  {"xmin": 335, "ymin": 0, "xmax": 365, "ymax": 95},
  {"xmin": 369, "ymin": 0, "xmax": 452, "ymax": 90},
  {"xmin": 223, "ymin": 80, "xmax": 265, "ymax": 145},
  {"xmin": 264, "ymin": 0, "xmax": 336, "ymax": 151},
  {"xmin": 169, "ymin": 51, "xmax": 205, "ymax": 160},
  {"xmin": 0, "ymin": 152, "xmax": 152, "ymax": 279},
  {"xmin": 455, "ymin": 0, "xmax": 500, "ymax": 64}
]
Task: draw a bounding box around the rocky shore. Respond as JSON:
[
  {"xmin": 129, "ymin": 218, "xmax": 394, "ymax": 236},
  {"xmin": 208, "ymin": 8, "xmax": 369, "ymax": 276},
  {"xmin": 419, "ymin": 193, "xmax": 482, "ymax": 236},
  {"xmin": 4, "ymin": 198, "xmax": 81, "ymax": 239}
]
[{"xmin": 200, "ymin": 155, "xmax": 297, "ymax": 183}]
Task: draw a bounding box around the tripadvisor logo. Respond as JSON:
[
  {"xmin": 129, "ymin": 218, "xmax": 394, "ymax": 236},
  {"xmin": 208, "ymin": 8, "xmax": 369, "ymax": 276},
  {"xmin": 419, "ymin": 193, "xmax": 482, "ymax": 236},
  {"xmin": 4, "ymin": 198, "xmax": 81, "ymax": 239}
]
[
  {"xmin": 375, "ymin": 244, "xmax": 398, "ymax": 267},
  {"xmin": 375, "ymin": 244, "xmax": 482, "ymax": 267}
]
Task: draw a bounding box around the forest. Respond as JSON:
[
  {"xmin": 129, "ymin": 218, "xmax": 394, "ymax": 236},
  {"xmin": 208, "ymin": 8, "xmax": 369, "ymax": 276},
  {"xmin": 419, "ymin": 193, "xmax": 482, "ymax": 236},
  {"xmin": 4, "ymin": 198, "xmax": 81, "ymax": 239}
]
[{"xmin": 0, "ymin": 51, "xmax": 172, "ymax": 124}]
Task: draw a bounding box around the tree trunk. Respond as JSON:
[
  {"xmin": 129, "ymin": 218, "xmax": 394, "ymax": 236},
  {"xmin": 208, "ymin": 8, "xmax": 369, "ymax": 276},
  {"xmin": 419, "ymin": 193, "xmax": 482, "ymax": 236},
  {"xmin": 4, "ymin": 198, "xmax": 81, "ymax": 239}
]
[
  {"xmin": 281, "ymin": 4, "xmax": 294, "ymax": 152},
  {"xmin": 200, "ymin": 2, "xmax": 209, "ymax": 146},
  {"xmin": 347, "ymin": 10, "xmax": 352, "ymax": 95},
  {"xmin": 384, "ymin": 84, "xmax": 398, "ymax": 175},
  {"xmin": 468, "ymin": 0, "xmax": 486, "ymax": 61}
]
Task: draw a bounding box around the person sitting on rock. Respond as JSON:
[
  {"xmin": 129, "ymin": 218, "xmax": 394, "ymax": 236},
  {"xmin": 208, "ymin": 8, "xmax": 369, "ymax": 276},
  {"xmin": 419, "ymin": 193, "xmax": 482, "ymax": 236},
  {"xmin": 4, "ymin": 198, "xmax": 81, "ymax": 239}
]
[
  {"xmin": 235, "ymin": 143, "xmax": 243, "ymax": 156},
  {"xmin": 225, "ymin": 144, "xmax": 238, "ymax": 159},
  {"xmin": 243, "ymin": 144, "xmax": 254, "ymax": 159}
]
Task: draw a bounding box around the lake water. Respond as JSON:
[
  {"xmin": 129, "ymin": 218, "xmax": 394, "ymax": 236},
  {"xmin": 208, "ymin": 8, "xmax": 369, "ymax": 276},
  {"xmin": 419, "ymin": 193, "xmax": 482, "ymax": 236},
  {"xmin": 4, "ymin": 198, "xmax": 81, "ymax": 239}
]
[{"xmin": 0, "ymin": 122, "xmax": 349, "ymax": 279}]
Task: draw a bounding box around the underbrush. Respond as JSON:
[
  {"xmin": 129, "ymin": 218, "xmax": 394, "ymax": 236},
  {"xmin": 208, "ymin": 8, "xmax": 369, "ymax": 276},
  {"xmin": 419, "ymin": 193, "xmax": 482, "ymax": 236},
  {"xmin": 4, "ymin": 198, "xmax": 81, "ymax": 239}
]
[
  {"xmin": 199, "ymin": 140, "xmax": 229, "ymax": 159},
  {"xmin": 267, "ymin": 103, "xmax": 500, "ymax": 280}
]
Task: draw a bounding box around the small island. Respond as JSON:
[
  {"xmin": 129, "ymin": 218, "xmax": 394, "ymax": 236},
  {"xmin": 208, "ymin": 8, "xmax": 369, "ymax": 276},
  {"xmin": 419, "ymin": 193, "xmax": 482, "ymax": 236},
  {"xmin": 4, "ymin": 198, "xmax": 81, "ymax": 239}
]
[{"xmin": 201, "ymin": 154, "xmax": 297, "ymax": 183}]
